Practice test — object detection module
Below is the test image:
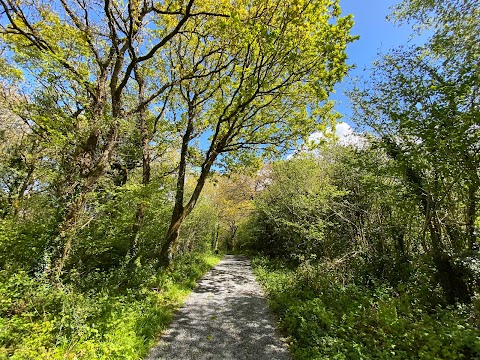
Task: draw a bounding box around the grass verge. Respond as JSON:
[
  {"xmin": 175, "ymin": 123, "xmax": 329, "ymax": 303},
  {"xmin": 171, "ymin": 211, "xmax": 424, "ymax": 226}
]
[{"xmin": 0, "ymin": 253, "xmax": 221, "ymax": 359}]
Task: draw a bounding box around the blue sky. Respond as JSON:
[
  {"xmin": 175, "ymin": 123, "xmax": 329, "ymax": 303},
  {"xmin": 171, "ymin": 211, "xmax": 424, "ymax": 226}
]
[{"xmin": 332, "ymin": 0, "xmax": 420, "ymax": 128}]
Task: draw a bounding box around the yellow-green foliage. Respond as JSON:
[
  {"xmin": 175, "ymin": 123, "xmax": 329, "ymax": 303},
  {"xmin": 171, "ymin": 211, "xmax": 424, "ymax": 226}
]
[{"xmin": 0, "ymin": 254, "xmax": 220, "ymax": 359}]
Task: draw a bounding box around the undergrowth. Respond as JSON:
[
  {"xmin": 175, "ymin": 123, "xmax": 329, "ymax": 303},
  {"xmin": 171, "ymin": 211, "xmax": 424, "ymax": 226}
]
[
  {"xmin": 251, "ymin": 256, "xmax": 480, "ymax": 360},
  {"xmin": 0, "ymin": 253, "xmax": 220, "ymax": 359}
]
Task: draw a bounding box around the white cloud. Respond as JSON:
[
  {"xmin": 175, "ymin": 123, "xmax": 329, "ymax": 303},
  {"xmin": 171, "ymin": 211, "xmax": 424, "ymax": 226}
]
[
  {"xmin": 287, "ymin": 122, "xmax": 367, "ymax": 159},
  {"xmin": 307, "ymin": 131, "xmax": 324, "ymax": 144},
  {"xmin": 308, "ymin": 122, "xmax": 365, "ymax": 148},
  {"xmin": 336, "ymin": 122, "xmax": 353, "ymax": 139}
]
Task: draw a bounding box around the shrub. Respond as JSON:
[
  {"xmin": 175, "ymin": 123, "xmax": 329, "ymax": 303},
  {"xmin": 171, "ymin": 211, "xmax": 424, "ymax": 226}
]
[{"xmin": 252, "ymin": 256, "xmax": 480, "ymax": 360}]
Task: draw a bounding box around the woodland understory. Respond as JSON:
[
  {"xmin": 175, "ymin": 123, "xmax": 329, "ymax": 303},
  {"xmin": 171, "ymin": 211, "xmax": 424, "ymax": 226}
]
[{"xmin": 0, "ymin": 0, "xmax": 479, "ymax": 358}]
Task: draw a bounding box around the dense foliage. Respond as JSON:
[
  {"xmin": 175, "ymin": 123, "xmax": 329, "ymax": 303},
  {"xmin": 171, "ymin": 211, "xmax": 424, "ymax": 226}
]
[
  {"xmin": 0, "ymin": 253, "xmax": 220, "ymax": 358},
  {"xmin": 241, "ymin": 0, "xmax": 479, "ymax": 357},
  {"xmin": 0, "ymin": 0, "xmax": 478, "ymax": 358},
  {"xmin": 246, "ymin": 144, "xmax": 479, "ymax": 358},
  {"xmin": 0, "ymin": 0, "xmax": 352, "ymax": 355},
  {"xmin": 253, "ymin": 256, "xmax": 479, "ymax": 359}
]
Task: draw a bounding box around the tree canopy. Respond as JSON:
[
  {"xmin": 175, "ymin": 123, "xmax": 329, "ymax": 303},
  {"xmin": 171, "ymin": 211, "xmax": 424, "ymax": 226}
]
[{"xmin": 0, "ymin": 1, "xmax": 478, "ymax": 358}]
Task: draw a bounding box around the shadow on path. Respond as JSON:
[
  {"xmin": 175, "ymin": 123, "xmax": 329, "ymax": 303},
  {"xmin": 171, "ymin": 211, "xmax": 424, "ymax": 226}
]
[{"xmin": 146, "ymin": 255, "xmax": 290, "ymax": 360}]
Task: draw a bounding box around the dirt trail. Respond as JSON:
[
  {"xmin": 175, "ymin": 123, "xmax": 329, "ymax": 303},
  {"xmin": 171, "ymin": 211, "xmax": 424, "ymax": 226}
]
[{"xmin": 147, "ymin": 255, "xmax": 290, "ymax": 360}]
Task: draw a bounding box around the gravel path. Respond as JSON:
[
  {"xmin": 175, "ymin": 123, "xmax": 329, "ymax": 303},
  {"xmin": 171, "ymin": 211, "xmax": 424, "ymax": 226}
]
[{"xmin": 147, "ymin": 255, "xmax": 290, "ymax": 360}]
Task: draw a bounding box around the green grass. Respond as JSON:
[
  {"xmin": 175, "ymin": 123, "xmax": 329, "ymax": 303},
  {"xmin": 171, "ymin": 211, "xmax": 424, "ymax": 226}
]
[
  {"xmin": 0, "ymin": 253, "xmax": 221, "ymax": 359},
  {"xmin": 251, "ymin": 256, "xmax": 480, "ymax": 360}
]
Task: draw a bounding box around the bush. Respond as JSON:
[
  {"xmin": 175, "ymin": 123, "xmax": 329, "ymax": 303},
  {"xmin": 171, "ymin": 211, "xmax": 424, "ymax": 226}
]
[
  {"xmin": 249, "ymin": 156, "xmax": 344, "ymax": 262},
  {"xmin": 252, "ymin": 256, "xmax": 480, "ymax": 360}
]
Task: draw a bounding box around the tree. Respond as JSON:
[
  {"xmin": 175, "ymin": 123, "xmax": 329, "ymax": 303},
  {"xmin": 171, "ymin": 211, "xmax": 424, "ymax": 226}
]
[
  {"xmin": 157, "ymin": 0, "xmax": 356, "ymax": 267},
  {"xmin": 350, "ymin": 0, "xmax": 479, "ymax": 302},
  {"xmin": 0, "ymin": 0, "xmax": 227, "ymax": 277},
  {"xmin": 390, "ymin": 0, "xmax": 479, "ymax": 59}
]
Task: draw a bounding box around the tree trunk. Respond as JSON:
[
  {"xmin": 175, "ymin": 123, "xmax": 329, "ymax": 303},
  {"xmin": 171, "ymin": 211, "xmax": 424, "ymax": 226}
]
[
  {"xmin": 51, "ymin": 192, "xmax": 85, "ymax": 280},
  {"xmin": 466, "ymin": 182, "xmax": 478, "ymax": 250},
  {"xmin": 229, "ymin": 225, "xmax": 238, "ymax": 251},
  {"xmin": 158, "ymin": 106, "xmax": 193, "ymax": 269},
  {"xmin": 130, "ymin": 202, "xmax": 145, "ymax": 259},
  {"xmin": 51, "ymin": 122, "xmax": 118, "ymax": 280},
  {"xmin": 211, "ymin": 223, "xmax": 219, "ymax": 252},
  {"xmin": 384, "ymin": 137, "xmax": 471, "ymax": 303},
  {"xmin": 157, "ymin": 87, "xmax": 227, "ymax": 268},
  {"xmin": 432, "ymin": 251, "xmax": 470, "ymax": 304},
  {"xmin": 395, "ymin": 227, "xmax": 406, "ymax": 257},
  {"xmin": 129, "ymin": 68, "xmax": 151, "ymax": 260},
  {"xmin": 11, "ymin": 164, "xmax": 35, "ymax": 218},
  {"xmin": 158, "ymin": 150, "xmax": 217, "ymax": 269},
  {"xmin": 425, "ymin": 192, "xmax": 470, "ymax": 303},
  {"xmin": 159, "ymin": 211, "xmax": 184, "ymax": 268}
]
